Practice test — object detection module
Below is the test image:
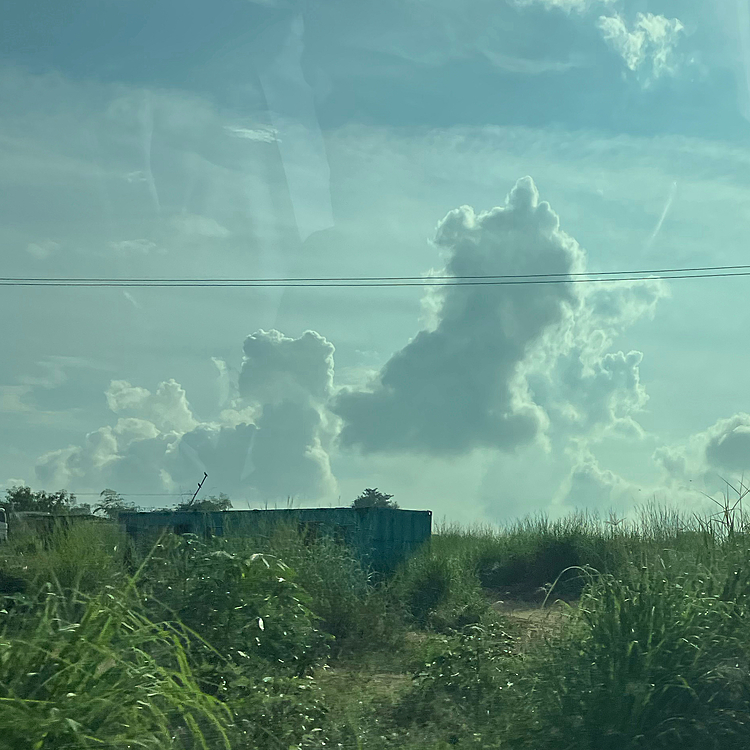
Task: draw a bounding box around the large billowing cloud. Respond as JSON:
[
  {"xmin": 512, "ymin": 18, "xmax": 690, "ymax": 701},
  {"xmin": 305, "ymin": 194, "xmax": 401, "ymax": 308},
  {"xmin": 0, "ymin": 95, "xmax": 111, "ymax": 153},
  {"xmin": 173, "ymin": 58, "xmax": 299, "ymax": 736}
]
[
  {"xmin": 239, "ymin": 329, "xmax": 334, "ymax": 406},
  {"xmin": 331, "ymin": 176, "xmax": 664, "ymax": 456},
  {"xmin": 35, "ymin": 417, "xmax": 167, "ymax": 493},
  {"xmin": 33, "ymin": 329, "xmax": 339, "ymax": 504},
  {"xmin": 528, "ymin": 348, "xmax": 649, "ymax": 442},
  {"xmin": 235, "ymin": 329, "xmax": 338, "ymax": 501},
  {"xmin": 331, "ymin": 177, "xmax": 583, "ymax": 455},
  {"xmin": 522, "ymin": 271, "xmax": 667, "ymax": 446}
]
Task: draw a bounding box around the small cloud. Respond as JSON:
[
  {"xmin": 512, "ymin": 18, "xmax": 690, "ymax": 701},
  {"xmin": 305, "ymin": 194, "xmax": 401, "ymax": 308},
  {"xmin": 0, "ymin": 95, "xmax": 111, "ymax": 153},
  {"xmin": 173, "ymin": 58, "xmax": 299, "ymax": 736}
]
[
  {"xmin": 703, "ymin": 414, "xmax": 750, "ymax": 474},
  {"xmin": 125, "ymin": 171, "xmax": 149, "ymax": 183},
  {"xmin": 106, "ymin": 379, "xmax": 198, "ymax": 434},
  {"xmin": 597, "ymin": 12, "xmax": 685, "ymax": 83},
  {"xmin": 653, "ymin": 444, "xmax": 689, "ymax": 480},
  {"xmin": 26, "ymin": 240, "xmax": 60, "ymax": 260},
  {"xmin": 18, "ymin": 359, "xmax": 69, "ymax": 389},
  {"xmin": 172, "ymin": 213, "xmax": 230, "ymax": 238},
  {"xmin": 651, "ymin": 414, "xmax": 750, "ymax": 501},
  {"xmin": 481, "ymin": 50, "xmax": 584, "ymax": 75},
  {"xmin": 2, "ymin": 479, "xmax": 26, "ymax": 492},
  {"xmin": 109, "ymin": 239, "xmax": 157, "ymax": 254},
  {"xmin": 515, "ymin": 0, "xmax": 615, "ymax": 14},
  {"xmin": 0, "ymin": 386, "xmax": 33, "ymax": 413},
  {"xmin": 224, "ymin": 125, "xmax": 279, "ymax": 143}
]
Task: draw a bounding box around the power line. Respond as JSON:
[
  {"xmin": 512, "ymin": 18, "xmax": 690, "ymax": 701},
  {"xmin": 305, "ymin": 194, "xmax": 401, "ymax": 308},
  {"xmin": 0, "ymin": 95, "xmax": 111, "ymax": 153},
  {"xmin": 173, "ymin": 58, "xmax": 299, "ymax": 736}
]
[
  {"xmin": 3, "ymin": 266, "xmax": 750, "ymax": 287},
  {"xmin": 72, "ymin": 492, "xmax": 189, "ymax": 497},
  {"xmin": 3, "ymin": 262, "xmax": 750, "ymax": 283}
]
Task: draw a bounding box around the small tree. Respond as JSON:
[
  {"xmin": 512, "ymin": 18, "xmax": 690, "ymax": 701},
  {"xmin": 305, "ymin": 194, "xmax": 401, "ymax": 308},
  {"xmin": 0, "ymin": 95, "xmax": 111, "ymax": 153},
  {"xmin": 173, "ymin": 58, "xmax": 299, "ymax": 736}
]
[
  {"xmin": 94, "ymin": 489, "xmax": 139, "ymax": 519},
  {"xmin": 351, "ymin": 488, "xmax": 399, "ymax": 509},
  {"xmin": 174, "ymin": 493, "xmax": 232, "ymax": 512},
  {"xmin": 4, "ymin": 486, "xmax": 80, "ymax": 514}
]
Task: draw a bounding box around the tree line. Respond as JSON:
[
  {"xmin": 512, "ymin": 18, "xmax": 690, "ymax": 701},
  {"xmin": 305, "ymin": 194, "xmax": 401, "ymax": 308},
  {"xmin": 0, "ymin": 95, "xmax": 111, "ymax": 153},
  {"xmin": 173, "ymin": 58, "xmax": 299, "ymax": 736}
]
[{"xmin": 2, "ymin": 485, "xmax": 399, "ymax": 519}]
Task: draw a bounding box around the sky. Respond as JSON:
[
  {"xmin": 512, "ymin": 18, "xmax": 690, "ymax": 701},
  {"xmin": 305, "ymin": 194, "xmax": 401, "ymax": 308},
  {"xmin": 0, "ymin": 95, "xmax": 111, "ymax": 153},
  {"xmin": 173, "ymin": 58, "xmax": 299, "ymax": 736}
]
[{"xmin": 3, "ymin": 0, "xmax": 750, "ymax": 527}]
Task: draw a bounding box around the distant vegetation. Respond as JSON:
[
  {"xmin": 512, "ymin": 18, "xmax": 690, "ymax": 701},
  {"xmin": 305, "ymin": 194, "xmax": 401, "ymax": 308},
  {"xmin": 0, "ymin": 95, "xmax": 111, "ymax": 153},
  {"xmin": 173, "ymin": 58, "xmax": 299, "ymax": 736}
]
[
  {"xmin": 4, "ymin": 485, "xmax": 398, "ymax": 515},
  {"xmin": 2, "ymin": 483, "xmax": 750, "ymax": 748},
  {"xmin": 175, "ymin": 492, "xmax": 232, "ymax": 511},
  {"xmin": 3, "ymin": 485, "xmax": 234, "ymax": 518},
  {"xmin": 351, "ymin": 487, "xmax": 399, "ymax": 509},
  {"xmin": 3, "ymin": 485, "xmax": 90, "ymax": 514}
]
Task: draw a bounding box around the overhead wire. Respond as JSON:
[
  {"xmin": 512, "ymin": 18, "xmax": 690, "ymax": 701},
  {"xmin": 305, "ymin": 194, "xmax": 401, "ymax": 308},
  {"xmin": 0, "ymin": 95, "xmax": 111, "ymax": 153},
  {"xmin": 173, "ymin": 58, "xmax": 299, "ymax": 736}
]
[{"xmin": 2, "ymin": 262, "xmax": 750, "ymax": 287}]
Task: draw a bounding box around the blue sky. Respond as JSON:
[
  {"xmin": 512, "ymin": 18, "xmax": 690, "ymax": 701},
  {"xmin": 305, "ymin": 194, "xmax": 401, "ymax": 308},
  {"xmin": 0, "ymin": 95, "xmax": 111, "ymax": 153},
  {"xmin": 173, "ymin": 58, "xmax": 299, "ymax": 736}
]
[{"xmin": 3, "ymin": 0, "xmax": 750, "ymax": 526}]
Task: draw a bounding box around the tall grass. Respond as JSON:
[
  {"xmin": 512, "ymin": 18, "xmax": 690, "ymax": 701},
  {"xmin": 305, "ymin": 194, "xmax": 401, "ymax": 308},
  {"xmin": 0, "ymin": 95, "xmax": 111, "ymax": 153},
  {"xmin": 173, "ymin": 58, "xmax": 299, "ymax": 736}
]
[
  {"xmin": 0, "ymin": 518, "xmax": 134, "ymax": 594},
  {"xmin": 0, "ymin": 580, "xmax": 233, "ymax": 749},
  {"xmin": 499, "ymin": 546, "xmax": 750, "ymax": 750},
  {"xmin": 425, "ymin": 500, "xmax": 721, "ymax": 604}
]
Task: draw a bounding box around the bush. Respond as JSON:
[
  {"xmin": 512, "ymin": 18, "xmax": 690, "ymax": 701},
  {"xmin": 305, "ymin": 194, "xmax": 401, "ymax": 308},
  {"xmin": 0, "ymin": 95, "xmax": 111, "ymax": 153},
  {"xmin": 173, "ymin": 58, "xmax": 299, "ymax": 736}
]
[
  {"xmin": 138, "ymin": 533, "xmax": 332, "ymax": 677},
  {"xmin": 222, "ymin": 519, "xmax": 406, "ymax": 656},
  {"xmin": 388, "ymin": 546, "xmax": 495, "ymax": 633},
  {"xmin": 193, "ymin": 657, "xmax": 335, "ymax": 750}
]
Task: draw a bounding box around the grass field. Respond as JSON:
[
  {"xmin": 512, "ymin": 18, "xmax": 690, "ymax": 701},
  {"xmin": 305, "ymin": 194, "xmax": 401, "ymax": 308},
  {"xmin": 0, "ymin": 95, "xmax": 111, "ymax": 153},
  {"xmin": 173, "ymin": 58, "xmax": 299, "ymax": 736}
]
[{"xmin": 1, "ymin": 493, "xmax": 750, "ymax": 749}]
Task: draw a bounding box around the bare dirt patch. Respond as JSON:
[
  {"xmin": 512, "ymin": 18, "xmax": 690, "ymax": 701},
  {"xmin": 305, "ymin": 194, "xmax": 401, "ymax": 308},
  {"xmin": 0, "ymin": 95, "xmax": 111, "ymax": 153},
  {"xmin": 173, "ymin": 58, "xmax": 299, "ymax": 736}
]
[{"xmin": 486, "ymin": 588, "xmax": 579, "ymax": 654}]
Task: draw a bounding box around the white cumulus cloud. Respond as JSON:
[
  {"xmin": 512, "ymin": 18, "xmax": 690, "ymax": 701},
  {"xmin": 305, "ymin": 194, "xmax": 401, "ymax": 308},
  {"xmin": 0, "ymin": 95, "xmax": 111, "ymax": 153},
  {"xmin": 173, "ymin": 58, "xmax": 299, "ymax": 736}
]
[
  {"xmin": 597, "ymin": 12, "xmax": 685, "ymax": 83},
  {"xmin": 332, "ymin": 176, "xmax": 585, "ymax": 455},
  {"xmin": 106, "ymin": 379, "xmax": 198, "ymax": 434},
  {"xmin": 26, "ymin": 240, "xmax": 60, "ymax": 260},
  {"xmin": 34, "ymin": 330, "xmax": 340, "ymax": 505},
  {"xmin": 332, "ymin": 176, "xmax": 667, "ymax": 457}
]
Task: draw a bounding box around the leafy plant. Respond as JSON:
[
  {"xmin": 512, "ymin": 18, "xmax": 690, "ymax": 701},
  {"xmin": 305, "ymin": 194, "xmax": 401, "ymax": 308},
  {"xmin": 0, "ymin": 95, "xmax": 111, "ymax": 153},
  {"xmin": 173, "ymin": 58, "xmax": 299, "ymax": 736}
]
[
  {"xmin": 139, "ymin": 533, "xmax": 332, "ymax": 676},
  {"xmin": 392, "ymin": 619, "xmax": 517, "ymax": 746}
]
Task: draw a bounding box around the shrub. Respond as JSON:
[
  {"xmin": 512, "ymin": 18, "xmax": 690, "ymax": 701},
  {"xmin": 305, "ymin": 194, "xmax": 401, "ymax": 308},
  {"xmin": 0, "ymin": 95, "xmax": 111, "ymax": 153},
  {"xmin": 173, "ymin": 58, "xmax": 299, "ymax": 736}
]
[
  {"xmin": 213, "ymin": 519, "xmax": 405, "ymax": 657},
  {"xmin": 138, "ymin": 533, "xmax": 332, "ymax": 677},
  {"xmin": 388, "ymin": 546, "xmax": 495, "ymax": 633}
]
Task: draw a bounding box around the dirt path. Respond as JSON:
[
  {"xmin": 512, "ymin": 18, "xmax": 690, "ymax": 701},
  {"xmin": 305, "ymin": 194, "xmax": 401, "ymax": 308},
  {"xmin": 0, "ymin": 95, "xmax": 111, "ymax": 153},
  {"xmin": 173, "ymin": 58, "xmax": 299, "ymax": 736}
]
[{"xmin": 488, "ymin": 592, "xmax": 579, "ymax": 654}]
